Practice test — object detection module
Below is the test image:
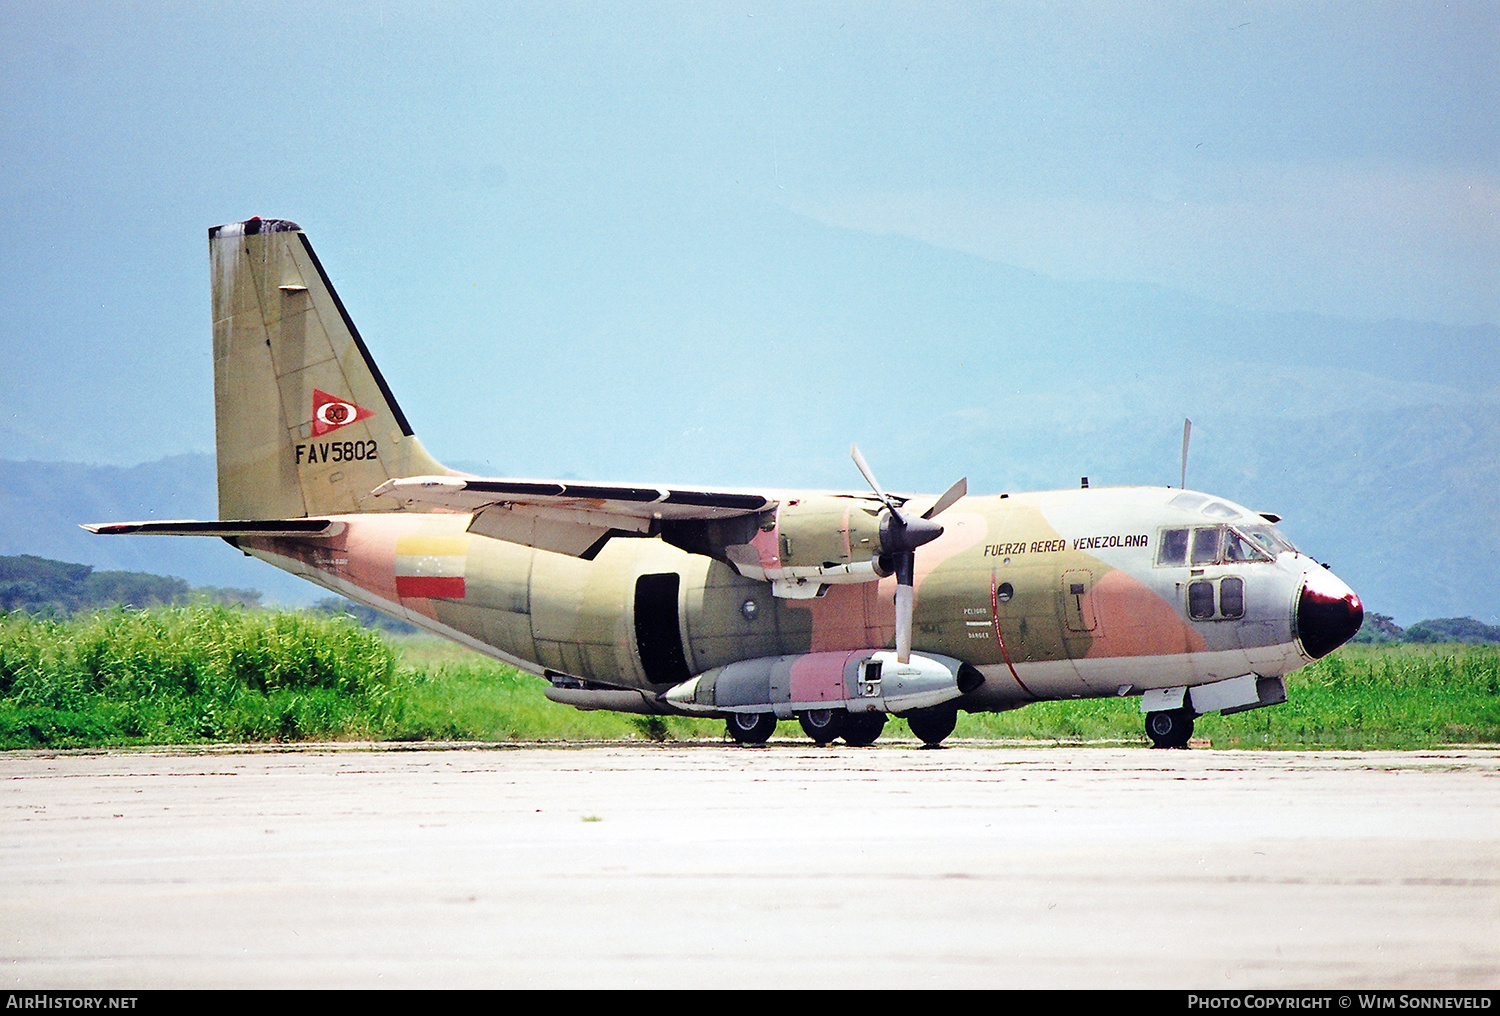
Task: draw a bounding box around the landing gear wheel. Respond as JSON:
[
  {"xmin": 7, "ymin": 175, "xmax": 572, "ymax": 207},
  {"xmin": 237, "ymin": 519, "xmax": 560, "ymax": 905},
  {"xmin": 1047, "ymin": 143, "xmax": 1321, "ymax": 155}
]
[
  {"xmin": 842, "ymin": 712, "xmax": 886, "ymax": 747},
  {"xmin": 1145, "ymin": 708, "xmax": 1195, "ymax": 749},
  {"xmin": 726, "ymin": 712, "xmax": 777, "ymax": 745},
  {"xmin": 904, "ymin": 704, "xmax": 957, "ymax": 747},
  {"xmin": 799, "ymin": 708, "xmax": 846, "ymax": 745}
]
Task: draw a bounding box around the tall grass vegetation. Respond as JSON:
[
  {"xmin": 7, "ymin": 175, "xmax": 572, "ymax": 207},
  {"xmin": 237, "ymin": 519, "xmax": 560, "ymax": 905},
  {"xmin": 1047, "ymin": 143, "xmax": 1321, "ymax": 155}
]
[{"xmin": 1, "ymin": 606, "xmax": 1496, "ymax": 749}]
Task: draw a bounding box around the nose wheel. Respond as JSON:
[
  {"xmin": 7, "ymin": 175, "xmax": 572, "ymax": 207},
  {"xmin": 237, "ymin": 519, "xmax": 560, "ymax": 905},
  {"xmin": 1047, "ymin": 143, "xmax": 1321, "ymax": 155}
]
[{"xmin": 1145, "ymin": 707, "xmax": 1195, "ymax": 749}]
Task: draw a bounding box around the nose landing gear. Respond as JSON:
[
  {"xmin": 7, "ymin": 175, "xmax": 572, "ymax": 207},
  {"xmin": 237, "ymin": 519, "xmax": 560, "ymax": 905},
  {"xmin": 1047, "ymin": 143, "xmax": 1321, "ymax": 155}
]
[{"xmin": 1145, "ymin": 707, "xmax": 1196, "ymax": 749}]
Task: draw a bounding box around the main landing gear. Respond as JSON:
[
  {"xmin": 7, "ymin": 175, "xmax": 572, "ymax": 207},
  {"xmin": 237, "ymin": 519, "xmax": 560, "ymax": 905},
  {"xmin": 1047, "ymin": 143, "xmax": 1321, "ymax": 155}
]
[
  {"xmin": 729, "ymin": 708, "xmax": 921, "ymax": 748},
  {"xmin": 794, "ymin": 709, "xmax": 887, "ymax": 746},
  {"xmin": 798, "ymin": 709, "xmax": 885, "ymax": 746},
  {"xmin": 841, "ymin": 712, "xmax": 886, "ymax": 747},
  {"xmin": 726, "ymin": 712, "xmax": 777, "ymax": 745},
  {"xmin": 798, "ymin": 708, "xmax": 845, "ymax": 745},
  {"xmin": 729, "ymin": 708, "xmax": 889, "ymax": 747},
  {"xmin": 1144, "ymin": 707, "xmax": 1196, "ymax": 749},
  {"xmin": 903, "ymin": 703, "xmax": 958, "ymax": 747}
]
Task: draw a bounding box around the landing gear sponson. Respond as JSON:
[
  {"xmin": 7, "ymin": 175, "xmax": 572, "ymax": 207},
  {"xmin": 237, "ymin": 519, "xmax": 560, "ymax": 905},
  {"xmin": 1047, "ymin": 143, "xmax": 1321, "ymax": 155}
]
[{"xmin": 668, "ymin": 649, "xmax": 983, "ymax": 747}]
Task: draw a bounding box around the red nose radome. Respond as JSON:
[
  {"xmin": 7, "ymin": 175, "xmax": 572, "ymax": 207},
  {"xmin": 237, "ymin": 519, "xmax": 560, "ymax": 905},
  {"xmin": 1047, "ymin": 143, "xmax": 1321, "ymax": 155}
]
[{"xmin": 1297, "ymin": 568, "xmax": 1364, "ymax": 659}]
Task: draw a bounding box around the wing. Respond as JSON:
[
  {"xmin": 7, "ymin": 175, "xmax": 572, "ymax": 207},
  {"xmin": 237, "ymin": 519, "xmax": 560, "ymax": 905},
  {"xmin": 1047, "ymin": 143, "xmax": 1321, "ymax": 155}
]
[{"xmin": 372, "ymin": 476, "xmax": 776, "ymax": 559}]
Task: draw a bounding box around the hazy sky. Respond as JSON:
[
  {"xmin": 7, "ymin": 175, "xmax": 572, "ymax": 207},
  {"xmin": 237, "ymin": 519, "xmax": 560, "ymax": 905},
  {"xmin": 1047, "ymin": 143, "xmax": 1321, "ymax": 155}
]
[{"xmin": 2, "ymin": 1, "xmax": 1496, "ymax": 471}]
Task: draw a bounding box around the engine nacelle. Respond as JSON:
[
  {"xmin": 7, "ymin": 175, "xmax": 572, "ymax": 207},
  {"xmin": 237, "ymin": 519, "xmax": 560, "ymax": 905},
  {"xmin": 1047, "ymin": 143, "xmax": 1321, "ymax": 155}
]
[
  {"xmin": 663, "ymin": 649, "xmax": 984, "ymax": 718},
  {"xmin": 718, "ymin": 495, "xmax": 888, "ymax": 597}
]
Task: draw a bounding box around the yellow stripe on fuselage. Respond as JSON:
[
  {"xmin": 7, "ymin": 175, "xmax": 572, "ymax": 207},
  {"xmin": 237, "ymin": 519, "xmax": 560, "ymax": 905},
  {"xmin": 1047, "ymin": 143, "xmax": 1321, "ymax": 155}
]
[{"xmin": 395, "ymin": 535, "xmax": 468, "ymax": 558}]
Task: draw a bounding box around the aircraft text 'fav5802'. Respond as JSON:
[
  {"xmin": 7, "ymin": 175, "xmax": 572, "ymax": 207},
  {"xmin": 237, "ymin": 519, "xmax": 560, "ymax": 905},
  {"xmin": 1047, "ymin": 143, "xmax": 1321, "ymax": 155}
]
[{"xmin": 88, "ymin": 217, "xmax": 1363, "ymax": 748}]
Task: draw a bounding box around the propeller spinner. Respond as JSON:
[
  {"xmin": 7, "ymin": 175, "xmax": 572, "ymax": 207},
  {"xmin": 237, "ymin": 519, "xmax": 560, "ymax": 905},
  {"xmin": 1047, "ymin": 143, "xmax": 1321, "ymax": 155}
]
[{"xmin": 850, "ymin": 444, "xmax": 966, "ymax": 663}]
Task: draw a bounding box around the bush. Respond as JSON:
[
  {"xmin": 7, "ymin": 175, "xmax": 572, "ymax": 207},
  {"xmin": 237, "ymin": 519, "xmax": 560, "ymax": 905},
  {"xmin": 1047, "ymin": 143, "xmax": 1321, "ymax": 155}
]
[{"xmin": 0, "ymin": 606, "xmax": 397, "ymax": 747}]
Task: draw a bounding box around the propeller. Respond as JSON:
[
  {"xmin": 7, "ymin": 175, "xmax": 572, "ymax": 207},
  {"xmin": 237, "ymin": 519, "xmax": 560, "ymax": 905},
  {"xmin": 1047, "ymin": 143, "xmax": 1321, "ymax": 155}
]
[{"xmin": 851, "ymin": 444, "xmax": 967, "ymax": 663}]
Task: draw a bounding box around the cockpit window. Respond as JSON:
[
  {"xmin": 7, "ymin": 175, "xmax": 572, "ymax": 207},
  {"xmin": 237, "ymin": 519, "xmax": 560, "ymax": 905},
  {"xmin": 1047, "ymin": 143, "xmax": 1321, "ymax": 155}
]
[
  {"xmin": 1239, "ymin": 524, "xmax": 1297, "ymax": 556},
  {"xmin": 1202, "ymin": 501, "xmax": 1240, "ymax": 520},
  {"xmin": 1223, "ymin": 528, "xmax": 1273, "ymax": 563},
  {"xmin": 1169, "ymin": 493, "xmax": 1208, "ymax": 512},
  {"xmin": 1190, "ymin": 527, "xmax": 1220, "ymax": 565},
  {"xmin": 1158, "ymin": 528, "xmax": 1189, "ymax": 566},
  {"xmin": 1159, "ymin": 523, "xmax": 1282, "ymax": 567}
]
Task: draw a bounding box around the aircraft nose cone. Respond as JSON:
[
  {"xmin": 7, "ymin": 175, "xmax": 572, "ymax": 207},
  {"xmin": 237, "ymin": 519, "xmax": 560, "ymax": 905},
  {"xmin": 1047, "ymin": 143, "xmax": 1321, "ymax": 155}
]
[{"xmin": 1296, "ymin": 567, "xmax": 1364, "ymax": 659}]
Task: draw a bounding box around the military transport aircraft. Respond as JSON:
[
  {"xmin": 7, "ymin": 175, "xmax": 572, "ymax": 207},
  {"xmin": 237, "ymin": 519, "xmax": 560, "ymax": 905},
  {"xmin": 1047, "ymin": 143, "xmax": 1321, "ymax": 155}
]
[{"xmin": 88, "ymin": 217, "xmax": 1364, "ymax": 748}]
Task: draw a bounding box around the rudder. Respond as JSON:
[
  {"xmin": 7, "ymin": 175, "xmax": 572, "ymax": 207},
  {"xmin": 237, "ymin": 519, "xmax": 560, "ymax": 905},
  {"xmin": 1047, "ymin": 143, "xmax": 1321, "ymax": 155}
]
[{"xmin": 210, "ymin": 217, "xmax": 447, "ymax": 520}]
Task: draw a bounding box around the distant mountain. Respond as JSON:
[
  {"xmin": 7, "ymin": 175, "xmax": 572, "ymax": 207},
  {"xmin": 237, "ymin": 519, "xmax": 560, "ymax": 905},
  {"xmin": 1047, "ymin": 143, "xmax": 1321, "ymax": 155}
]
[
  {"xmin": 2, "ymin": 418, "xmax": 1495, "ymax": 626},
  {"xmin": 3, "ymin": 201, "xmax": 1495, "ymax": 624}
]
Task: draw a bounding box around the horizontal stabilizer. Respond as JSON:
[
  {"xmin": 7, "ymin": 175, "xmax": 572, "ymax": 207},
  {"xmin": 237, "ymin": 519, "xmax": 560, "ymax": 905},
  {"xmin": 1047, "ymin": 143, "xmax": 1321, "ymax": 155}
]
[{"xmin": 83, "ymin": 519, "xmax": 344, "ymax": 538}]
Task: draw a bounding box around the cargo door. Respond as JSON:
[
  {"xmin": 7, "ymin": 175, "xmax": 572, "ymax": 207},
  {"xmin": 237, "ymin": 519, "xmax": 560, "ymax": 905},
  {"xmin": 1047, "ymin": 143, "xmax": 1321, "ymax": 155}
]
[{"xmin": 634, "ymin": 573, "xmax": 691, "ymax": 686}]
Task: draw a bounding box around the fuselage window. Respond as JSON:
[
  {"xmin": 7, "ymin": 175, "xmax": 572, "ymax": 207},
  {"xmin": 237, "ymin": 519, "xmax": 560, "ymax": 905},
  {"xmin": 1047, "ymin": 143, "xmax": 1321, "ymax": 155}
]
[
  {"xmin": 1186, "ymin": 576, "xmax": 1244, "ymax": 621},
  {"xmin": 1188, "ymin": 580, "xmax": 1216, "ymax": 619},
  {"xmin": 1158, "ymin": 528, "xmax": 1189, "ymax": 565},
  {"xmin": 1219, "ymin": 577, "xmax": 1245, "ymax": 618}
]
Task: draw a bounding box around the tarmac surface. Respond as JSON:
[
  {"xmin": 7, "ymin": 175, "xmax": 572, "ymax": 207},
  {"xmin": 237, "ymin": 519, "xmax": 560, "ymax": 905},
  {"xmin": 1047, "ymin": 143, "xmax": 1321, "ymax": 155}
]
[{"xmin": 2, "ymin": 741, "xmax": 1497, "ymax": 989}]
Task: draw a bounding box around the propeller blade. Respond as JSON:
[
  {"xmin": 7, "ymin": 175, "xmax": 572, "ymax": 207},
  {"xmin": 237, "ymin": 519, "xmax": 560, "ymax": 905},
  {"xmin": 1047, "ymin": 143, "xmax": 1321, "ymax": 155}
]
[
  {"xmin": 849, "ymin": 443, "xmax": 957, "ymax": 664},
  {"xmin": 922, "ymin": 476, "xmax": 968, "ymax": 520},
  {"xmin": 1181, "ymin": 418, "xmax": 1192, "ymax": 489},
  {"xmin": 895, "ymin": 582, "xmax": 914, "ymax": 663},
  {"xmin": 850, "ymin": 443, "xmax": 893, "ymax": 509}
]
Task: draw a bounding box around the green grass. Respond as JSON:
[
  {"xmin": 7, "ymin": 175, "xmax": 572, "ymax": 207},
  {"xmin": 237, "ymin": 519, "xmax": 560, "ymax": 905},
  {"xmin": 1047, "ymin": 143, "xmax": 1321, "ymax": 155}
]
[
  {"xmin": 0, "ymin": 606, "xmax": 400, "ymax": 748},
  {"xmin": 2, "ymin": 607, "xmax": 1497, "ymax": 749},
  {"xmin": 1207, "ymin": 643, "xmax": 1500, "ymax": 749},
  {"xmin": 942, "ymin": 642, "xmax": 1500, "ymax": 749},
  {"xmin": 0, "ymin": 608, "xmax": 721, "ymax": 748},
  {"xmin": 380, "ymin": 645, "xmax": 722, "ymax": 743}
]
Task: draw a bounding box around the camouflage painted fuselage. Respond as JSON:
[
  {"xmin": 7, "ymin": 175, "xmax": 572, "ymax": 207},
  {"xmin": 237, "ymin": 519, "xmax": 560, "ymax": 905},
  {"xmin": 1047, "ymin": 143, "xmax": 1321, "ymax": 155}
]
[
  {"xmin": 93, "ymin": 217, "xmax": 1362, "ymax": 731},
  {"xmin": 238, "ymin": 482, "xmax": 1329, "ymax": 713}
]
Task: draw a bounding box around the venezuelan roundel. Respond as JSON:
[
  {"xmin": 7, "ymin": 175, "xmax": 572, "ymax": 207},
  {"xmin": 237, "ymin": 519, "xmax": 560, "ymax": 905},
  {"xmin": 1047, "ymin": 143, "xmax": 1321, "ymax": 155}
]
[{"xmin": 312, "ymin": 389, "xmax": 375, "ymax": 436}]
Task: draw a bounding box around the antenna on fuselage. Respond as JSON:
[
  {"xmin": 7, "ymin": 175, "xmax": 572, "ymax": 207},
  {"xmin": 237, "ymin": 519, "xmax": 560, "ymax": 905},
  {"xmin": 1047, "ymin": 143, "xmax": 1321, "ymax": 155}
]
[{"xmin": 1180, "ymin": 418, "xmax": 1193, "ymax": 489}]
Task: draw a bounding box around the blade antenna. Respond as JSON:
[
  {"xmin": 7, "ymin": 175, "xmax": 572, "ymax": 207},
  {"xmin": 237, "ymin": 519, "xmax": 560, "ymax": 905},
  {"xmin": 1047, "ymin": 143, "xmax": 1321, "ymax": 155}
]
[{"xmin": 1180, "ymin": 418, "xmax": 1192, "ymax": 490}]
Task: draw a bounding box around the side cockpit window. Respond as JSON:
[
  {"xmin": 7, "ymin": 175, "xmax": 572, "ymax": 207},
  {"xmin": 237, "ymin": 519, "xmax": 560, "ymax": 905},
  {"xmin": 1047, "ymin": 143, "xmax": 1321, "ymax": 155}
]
[
  {"xmin": 1158, "ymin": 528, "xmax": 1189, "ymax": 566},
  {"xmin": 1223, "ymin": 528, "xmax": 1272, "ymax": 563},
  {"xmin": 1240, "ymin": 524, "xmax": 1297, "ymax": 557},
  {"xmin": 1159, "ymin": 524, "xmax": 1275, "ymax": 566},
  {"xmin": 1190, "ymin": 527, "xmax": 1220, "ymax": 565}
]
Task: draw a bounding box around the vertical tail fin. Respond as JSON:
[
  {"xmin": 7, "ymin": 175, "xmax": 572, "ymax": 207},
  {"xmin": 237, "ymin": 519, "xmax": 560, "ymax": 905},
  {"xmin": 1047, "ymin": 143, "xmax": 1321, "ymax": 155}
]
[{"xmin": 210, "ymin": 217, "xmax": 448, "ymax": 520}]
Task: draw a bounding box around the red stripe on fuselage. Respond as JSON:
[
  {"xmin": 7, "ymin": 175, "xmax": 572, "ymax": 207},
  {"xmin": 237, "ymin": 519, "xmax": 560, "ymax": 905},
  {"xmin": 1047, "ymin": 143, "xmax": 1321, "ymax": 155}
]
[{"xmin": 394, "ymin": 575, "xmax": 466, "ymax": 599}]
